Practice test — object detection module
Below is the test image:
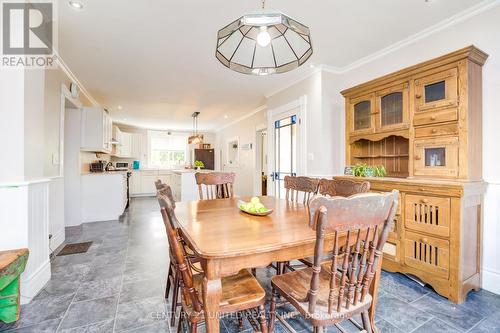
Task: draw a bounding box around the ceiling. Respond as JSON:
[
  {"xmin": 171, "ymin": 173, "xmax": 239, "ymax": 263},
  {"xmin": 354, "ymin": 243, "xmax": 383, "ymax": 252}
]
[{"xmin": 58, "ymin": 0, "xmax": 485, "ymax": 131}]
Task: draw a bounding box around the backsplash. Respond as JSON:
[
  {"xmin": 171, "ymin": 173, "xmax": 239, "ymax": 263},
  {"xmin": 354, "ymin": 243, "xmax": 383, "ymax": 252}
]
[{"xmin": 80, "ymin": 151, "xmax": 110, "ymax": 173}]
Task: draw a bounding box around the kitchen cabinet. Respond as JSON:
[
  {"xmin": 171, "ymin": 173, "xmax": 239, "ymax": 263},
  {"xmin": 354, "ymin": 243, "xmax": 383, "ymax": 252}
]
[
  {"xmin": 81, "ymin": 107, "xmax": 113, "ymax": 153},
  {"xmin": 81, "ymin": 173, "xmax": 127, "ymax": 222},
  {"xmin": 112, "ymin": 126, "xmax": 134, "ymax": 158}
]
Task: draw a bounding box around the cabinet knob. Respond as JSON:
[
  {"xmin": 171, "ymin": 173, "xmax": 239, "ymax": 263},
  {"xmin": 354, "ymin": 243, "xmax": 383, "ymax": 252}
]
[
  {"xmin": 420, "ymin": 237, "xmax": 428, "ymax": 244},
  {"xmin": 415, "ymin": 155, "xmax": 422, "ymax": 160},
  {"xmin": 430, "ymin": 115, "xmax": 437, "ymax": 121},
  {"xmin": 415, "ymin": 94, "xmax": 422, "ymax": 99},
  {"xmin": 431, "ymin": 129, "xmax": 438, "ymax": 133},
  {"xmin": 420, "ymin": 198, "xmax": 429, "ymax": 204}
]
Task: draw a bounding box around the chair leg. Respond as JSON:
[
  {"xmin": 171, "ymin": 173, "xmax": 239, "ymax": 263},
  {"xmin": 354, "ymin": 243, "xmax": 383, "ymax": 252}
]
[
  {"xmin": 238, "ymin": 315, "xmax": 244, "ymax": 329},
  {"xmin": 177, "ymin": 309, "xmax": 184, "ymax": 333},
  {"xmin": 190, "ymin": 322, "xmax": 197, "ymax": 333},
  {"xmin": 251, "ymin": 268, "xmax": 257, "ymax": 276},
  {"xmin": 361, "ymin": 310, "xmax": 373, "ymax": 333},
  {"xmin": 258, "ymin": 304, "xmax": 268, "ymax": 333},
  {"xmin": 170, "ymin": 270, "xmax": 180, "ymax": 327},
  {"xmin": 166, "ymin": 264, "xmax": 173, "ymax": 298},
  {"xmin": 269, "ymin": 288, "xmax": 279, "ymax": 333},
  {"xmin": 313, "ymin": 327, "xmax": 324, "ymax": 333}
]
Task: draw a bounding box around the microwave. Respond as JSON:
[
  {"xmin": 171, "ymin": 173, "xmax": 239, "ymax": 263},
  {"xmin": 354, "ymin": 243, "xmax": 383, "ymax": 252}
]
[{"xmin": 115, "ymin": 162, "xmax": 130, "ymax": 171}]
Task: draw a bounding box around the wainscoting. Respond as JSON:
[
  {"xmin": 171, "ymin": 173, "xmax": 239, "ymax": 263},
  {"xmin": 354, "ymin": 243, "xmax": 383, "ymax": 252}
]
[{"xmin": 49, "ymin": 176, "xmax": 65, "ymax": 251}]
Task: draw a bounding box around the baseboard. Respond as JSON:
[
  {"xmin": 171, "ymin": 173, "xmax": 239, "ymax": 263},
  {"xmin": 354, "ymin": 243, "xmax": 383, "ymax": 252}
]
[
  {"xmin": 482, "ymin": 267, "xmax": 500, "ymax": 295},
  {"xmin": 49, "ymin": 229, "xmax": 65, "ymax": 253},
  {"xmin": 20, "ymin": 259, "xmax": 51, "ymax": 304},
  {"xmin": 130, "ymin": 193, "xmax": 155, "ymax": 198}
]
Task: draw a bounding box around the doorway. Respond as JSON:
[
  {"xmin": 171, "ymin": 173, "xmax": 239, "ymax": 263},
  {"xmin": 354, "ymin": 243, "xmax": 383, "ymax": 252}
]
[
  {"xmin": 267, "ymin": 97, "xmax": 307, "ymax": 198},
  {"xmin": 255, "ymin": 128, "xmax": 267, "ymax": 196}
]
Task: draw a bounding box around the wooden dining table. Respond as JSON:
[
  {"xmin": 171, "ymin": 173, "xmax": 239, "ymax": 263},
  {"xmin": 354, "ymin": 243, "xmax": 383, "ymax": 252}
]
[{"xmin": 175, "ymin": 196, "xmax": 384, "ymax": 333}]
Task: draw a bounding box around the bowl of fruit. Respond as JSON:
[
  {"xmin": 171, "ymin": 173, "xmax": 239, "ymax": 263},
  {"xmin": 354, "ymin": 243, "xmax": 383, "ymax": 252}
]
[{"xmin": 238, "ymin": 197, "xmax": 273, "ymax": 216}]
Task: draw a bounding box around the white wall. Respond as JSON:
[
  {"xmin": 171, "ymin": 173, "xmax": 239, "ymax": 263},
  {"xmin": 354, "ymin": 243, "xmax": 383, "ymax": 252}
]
[{"xmin": 215, "ymin": 108, "xmax": 267, "ymax": 196}]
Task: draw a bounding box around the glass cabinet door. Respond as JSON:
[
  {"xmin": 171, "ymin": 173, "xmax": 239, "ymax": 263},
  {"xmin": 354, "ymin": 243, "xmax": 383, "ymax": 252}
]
[
  {"xmin": 375, "ymin": 83, "xmax": 409, "ymax": 131},
  {"xmin": 350, "ymin": 94, "xmax": 375, "ymax": 135},
  {"xmin": 414, "ymin": 137, "xmax": 459, "ymax": 178},
  {"xmin": 415, "ymin": 68, "xmax": 458, "ymax": 112}
]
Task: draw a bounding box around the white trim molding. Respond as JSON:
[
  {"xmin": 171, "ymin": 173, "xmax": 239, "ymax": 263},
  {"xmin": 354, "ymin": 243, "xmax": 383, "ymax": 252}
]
[
  {"xmin": 218, "ymin": 105, "xmax": 267, "ymax": 131},
  {"xmin": 482, "ymin": 267, "xmax": 500, "ymax": 295}
]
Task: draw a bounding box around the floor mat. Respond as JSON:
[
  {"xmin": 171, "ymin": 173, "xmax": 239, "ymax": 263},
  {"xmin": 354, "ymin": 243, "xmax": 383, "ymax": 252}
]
[{"xmin": 57, "ymin": 242, "xmax": 93, "ymax": 256}]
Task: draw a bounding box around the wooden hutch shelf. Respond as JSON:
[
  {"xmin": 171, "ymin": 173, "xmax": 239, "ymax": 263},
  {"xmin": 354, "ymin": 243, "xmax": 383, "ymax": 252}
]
[{"xmin": 340, "ymin": 46, "xmax": 488, "ymax": 303}]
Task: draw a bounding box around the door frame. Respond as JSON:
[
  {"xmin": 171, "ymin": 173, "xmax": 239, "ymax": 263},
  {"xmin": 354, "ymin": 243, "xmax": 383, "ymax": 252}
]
[
  {"xmin": 267, "ymin": 95, "xmax": 307, "ymax": 196},
  {"xmin": 253, "ymin": 124, "xmax": 267, "ymax": 196}
]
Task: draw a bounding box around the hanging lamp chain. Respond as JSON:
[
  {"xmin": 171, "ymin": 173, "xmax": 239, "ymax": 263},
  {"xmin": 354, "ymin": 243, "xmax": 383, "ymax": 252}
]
[{"xmin": 261, "ymin": 0, "xmax": 265, "ymax": 9}]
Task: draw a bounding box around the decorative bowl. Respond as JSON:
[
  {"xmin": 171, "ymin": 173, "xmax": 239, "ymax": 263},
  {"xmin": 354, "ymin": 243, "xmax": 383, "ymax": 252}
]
[{"xmin": 237, "ymin": 200, "xmax": 273, "ymax": 216}]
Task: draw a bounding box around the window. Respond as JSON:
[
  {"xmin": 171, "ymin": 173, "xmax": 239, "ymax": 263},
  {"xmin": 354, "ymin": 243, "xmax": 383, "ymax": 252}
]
[{"xmin": 148, "ymin": 131, "xmax": 188, "ymax": 168}]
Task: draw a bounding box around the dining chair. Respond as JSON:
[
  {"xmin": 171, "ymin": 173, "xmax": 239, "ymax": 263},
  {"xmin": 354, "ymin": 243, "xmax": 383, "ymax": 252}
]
[
  {"xmin": 298, "ymin": 178, "xmax": 372, "ymax": 268},
  {"xmin": 157, "ymin": 185, "xmax": 202, "ymax": 327},
  {"xmin": 318, "ymin": 178, "xmax": 370, "ymax": 197},
  {"xmin": 158, "ymin": 191, "xmax": 268, "ymax": 333},
  {"xmin": 278, "ymin": 176, "xmax": 320, "ymax": 274},
  {"xmin": 269, "ymin": 191, "xmax": 399, "ymax": 333},
  {"xmin": 195, "ymin": 172, "xmax": 235, "ymax": 200},
  {"xmin": 284, "ymin": 175, "xmax": 320, "ymax": 205},
  {"xmin": 155, "ymin": 179, "xmax": 165, "ymax": 190}
]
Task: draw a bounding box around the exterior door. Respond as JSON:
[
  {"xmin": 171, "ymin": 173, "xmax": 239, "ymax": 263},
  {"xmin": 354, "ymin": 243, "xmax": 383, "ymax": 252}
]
[{"xmin": 270, "ymin": 114, "xmax": 298, "ymax": 198}]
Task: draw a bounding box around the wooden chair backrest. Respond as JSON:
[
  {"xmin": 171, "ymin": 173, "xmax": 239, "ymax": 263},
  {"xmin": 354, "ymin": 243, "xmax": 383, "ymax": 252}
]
[
  {"xmin": 154, "ymin": 179, "xmax": 164, "ymax": 190},
  {"xmin": 157, "ymin": 185, "xmax": 176, "ymax": 210},
  {"xmin": 306, "ymin": 191, "xmax": 399, "ymax": 315},
  {"xmin": 158, "ymin": 188, "xmax": 203, "ymax": 313},
  {"xmin": 284, "ymin": 176, "xmax": 320, "ymax": 205},
  {"xmin": 318, "ymin": 178, "xmax": 370, "ymax": 197},
  {"xmin": 195, "ymin": 172, "xmax": 235, "ymax": 200}
]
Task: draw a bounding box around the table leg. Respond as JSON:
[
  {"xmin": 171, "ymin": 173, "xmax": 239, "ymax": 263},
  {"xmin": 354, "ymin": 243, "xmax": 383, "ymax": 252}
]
[
  {"xmin": 202, "ymin": 276, "xmax": 222, "ymax": 332},
  {"xmin": 368, "ymin": 258, "xmax": 384, "ymax": 333}
]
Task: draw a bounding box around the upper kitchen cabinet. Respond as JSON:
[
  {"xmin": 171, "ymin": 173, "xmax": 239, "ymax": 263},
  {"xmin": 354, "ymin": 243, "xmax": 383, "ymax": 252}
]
[
  {"xmin": 81, "ymin": 107, "xmax": 113, "ymax": 153},
  {"xmin": 347, "ymin": 94, "xmax": 375, "ymax": 136},
  {"xmin": 374, "ymin": 83, "xmax": 409, "ymax": 132},
  {"xmin": 112, "ymin": 125, "xmax": 141, "ymax": 158},
  {"xmin": 414, "ymin": 68, "xmax": 458, "ymax": 113}
]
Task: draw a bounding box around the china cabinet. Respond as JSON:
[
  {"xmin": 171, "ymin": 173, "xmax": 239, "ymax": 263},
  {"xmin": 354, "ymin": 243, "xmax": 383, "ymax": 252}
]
[{"xmin": 340, "ymin": 46, "xmax": 488, "ymax": 303}]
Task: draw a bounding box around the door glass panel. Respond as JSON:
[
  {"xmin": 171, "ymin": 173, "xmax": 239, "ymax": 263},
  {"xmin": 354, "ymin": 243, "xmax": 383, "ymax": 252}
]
[
  {"xmin": 274, "ymin": 115, "xmax": 297, "ymax": 198},
  {"xmin": 381, "ymin": 92, "xmax": 403, "ymax": 126},
  {"xmin": 425, "ymin": 147, "xmax": 446, "ymax": 167},
  {"xmin": 353, "ymin": 101, "xmax": 371, "ymax": 130},
  {"xmin": 425, "ymin": 81, "xmax": 445, "ymax": 103}
]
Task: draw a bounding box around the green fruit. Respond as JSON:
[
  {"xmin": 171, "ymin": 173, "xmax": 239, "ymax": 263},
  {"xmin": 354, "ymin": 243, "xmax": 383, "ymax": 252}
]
[
  {"xmin": 250, "ymin": 197, "xmax": 260, "ymax": 204},
  {"xmin": 254, "ymin": 203, "xmax": 264, "ymax": 210},
  {"xmin": 258, "ymin": 207, "xmax": 268, "ymax": 213},
  {"xmin": 248, "ymin": 207, "xmax": 257, "ymax": 213}
]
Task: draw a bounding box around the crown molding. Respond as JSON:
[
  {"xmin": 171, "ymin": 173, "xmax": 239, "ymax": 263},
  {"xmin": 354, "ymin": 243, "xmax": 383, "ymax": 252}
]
[
  {"xmin": 217, "ymin": 105, "xmax": 267, "ymax": 131},
  {"xmin": 264, "ymin": 66, "xmax": 322, "ymax": 99},
  {"xmin": 54, "ymin": 50, "xmax": 100, "ymax": 107}
]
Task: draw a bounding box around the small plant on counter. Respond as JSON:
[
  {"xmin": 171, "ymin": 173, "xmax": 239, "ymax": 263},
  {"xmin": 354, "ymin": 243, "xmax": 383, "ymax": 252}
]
[
  {"xmin": 194, "ymin": 160, "xmax": 205, "ymax": 169},
  {"xmin": 351, "ymin": 163, "xmax": 386, "ymax": 177}
]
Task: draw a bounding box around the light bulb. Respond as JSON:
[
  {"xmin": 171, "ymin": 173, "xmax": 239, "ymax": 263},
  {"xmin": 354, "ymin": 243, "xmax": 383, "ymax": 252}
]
[{"xmin": 257, "ymin": 27, "xmax": 271, "ymax": 47}]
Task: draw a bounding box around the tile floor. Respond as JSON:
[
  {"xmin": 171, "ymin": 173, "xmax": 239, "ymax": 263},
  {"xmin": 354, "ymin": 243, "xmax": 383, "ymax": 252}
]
[{"xmin": 1, "ymin": 197, "xmax": 500, "ymax": 333}]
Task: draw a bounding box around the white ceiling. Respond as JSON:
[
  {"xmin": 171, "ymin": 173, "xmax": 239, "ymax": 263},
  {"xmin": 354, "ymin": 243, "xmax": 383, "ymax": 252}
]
[{"xmin": 58, "ymin": 0, "xmax": 485, "ymax": 131}]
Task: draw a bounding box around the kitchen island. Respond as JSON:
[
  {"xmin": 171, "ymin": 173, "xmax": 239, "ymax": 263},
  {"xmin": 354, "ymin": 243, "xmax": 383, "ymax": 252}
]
[{"xmin": 130, "ymin": 169, "xmax": 215, "ymax": 201}]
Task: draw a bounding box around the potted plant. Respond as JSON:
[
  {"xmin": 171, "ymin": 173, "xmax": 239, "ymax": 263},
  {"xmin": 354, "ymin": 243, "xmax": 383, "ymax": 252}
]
[{"xmin": 351, "ymin": 163, "xmax": 386, "ymax": 178}]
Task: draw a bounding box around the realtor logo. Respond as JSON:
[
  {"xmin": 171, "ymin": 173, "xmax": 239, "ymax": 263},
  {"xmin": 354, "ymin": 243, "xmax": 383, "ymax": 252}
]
[{"xmin": 1, "ymin": 1, "xmax": 57, "ymax": 67}]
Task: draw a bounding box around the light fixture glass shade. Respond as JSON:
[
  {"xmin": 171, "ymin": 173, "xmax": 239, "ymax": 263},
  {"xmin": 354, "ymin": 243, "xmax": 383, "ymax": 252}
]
[
  {"xmin": 188, "ymin": 134, "xmax": 204, "ymax": 145},
  {"xmin": 216, "ymin": 10, "xmax": 313, "ymax": 75}
]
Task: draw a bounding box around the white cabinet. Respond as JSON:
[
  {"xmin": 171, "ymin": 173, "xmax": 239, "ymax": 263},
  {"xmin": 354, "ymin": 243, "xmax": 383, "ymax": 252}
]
[
  {"xmin": 131, "ymin": 133, "xmax": 142, "ymax": 159},
  {"xmin": 81, "ymin": 173, "xmax": 127, "ymax": 222},
  {"xmin": 112, "ymin": 126, "xmax": 133, "ymax": 158},
  {"xmin": 81, "ymin": 107, "xmax": 113, "ymax": 153},
  {"xmin": 130, "ymin": 171, "xmax": 141, "ymax": 195}
]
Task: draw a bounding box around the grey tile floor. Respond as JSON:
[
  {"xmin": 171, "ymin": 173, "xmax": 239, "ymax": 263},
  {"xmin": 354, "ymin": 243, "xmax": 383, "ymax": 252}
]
[{"xmin": 1, "ymin": 197, "xmax": 500, "ymax": 332}]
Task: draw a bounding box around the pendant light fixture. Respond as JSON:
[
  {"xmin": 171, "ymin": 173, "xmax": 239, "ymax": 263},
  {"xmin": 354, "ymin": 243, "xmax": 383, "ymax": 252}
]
[
  {"xmin": 216, "ymin": 0, "xmax": 313, "ymax": 76},
  {"xmin": 188, "ymin": 112, "xmax": 204, "ymax": 145}
]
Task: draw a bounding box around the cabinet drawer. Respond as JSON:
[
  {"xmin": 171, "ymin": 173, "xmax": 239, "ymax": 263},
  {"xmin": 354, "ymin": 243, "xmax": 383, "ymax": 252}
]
[
  {"xmin": 413, "ymin": 137, "xmax": 459, "ymax": 178},
  {"xmin": 404, "ymin": 231, "xmax": 449, "ymax": 279},
  {"xmin": 414, "ymin": 123, "xmax": 459, "ymax": 138},
  {"xmin": 405, "ymin": 195, "xmax": 450, "ymax": 237},
  {"xmin": 141, "ymin": 170, "xmax": 158, "ymax": 176},
  {"xmin": 413, "ymin": 107, "xmax": 458, "ymax": 126}
]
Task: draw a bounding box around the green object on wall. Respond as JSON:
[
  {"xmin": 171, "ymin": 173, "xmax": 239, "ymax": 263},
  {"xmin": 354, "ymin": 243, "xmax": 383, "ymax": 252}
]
[{"xmin": 0, "ymin": 249, "xmax": 29, "ymax": 324}]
